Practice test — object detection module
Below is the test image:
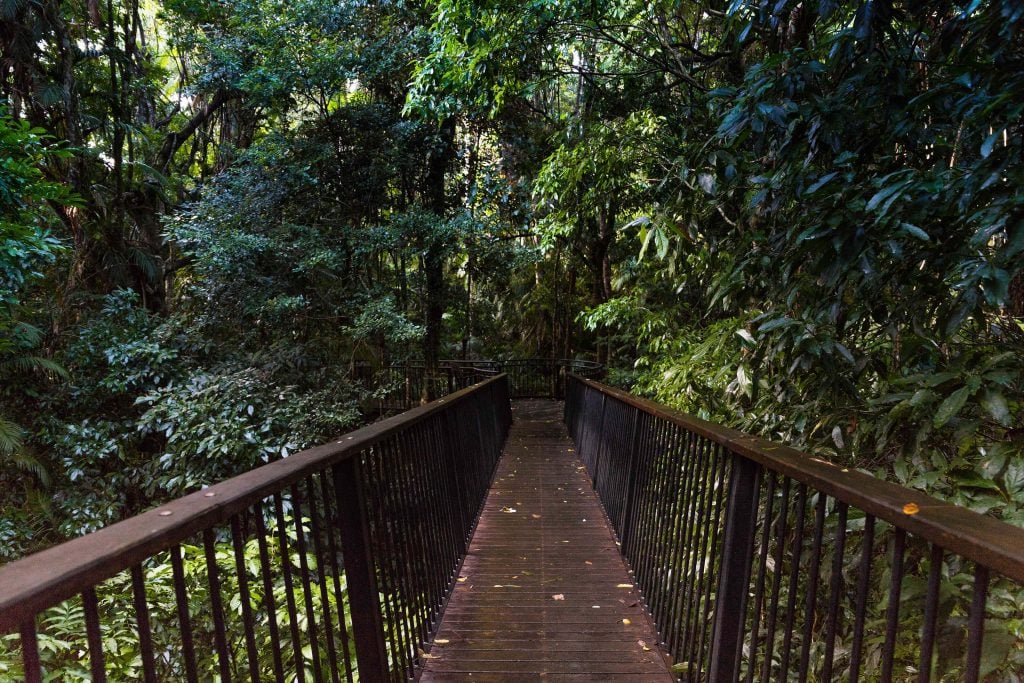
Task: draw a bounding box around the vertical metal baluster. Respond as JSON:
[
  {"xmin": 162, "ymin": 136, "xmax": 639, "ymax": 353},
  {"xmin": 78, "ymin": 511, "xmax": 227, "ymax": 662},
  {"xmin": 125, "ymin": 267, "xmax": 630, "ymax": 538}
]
[
  {"xmin": 778, "ymin": 484, "xmax": 809, "ymax": 679},
  {"xmin": 797, "ymin": 494, "xmax": 827, "ymax": 683},
  {"xmin": 964, "ymin": 566, "xmax": 990, "ymax": 683},
  {"xmin": 361, "ymin": 449, "xmax": 402, "ymax": 681},
  {"xmin": 130, "ymin": 564, "xmax": 158, "ymax": 683},
  {"xmin": 707, "ymin": 455, "xmax": 761, "ymax": 683},
  {"xmin": 635, "ymin": 419, "xmax": 671, "ymax": 606},
  {"xmin": 624, "ymin": 410, "xmax": 656, "ymax": 563},
  {"xmin": 318, "ymin": 472, "xmax": 356, "ymax": 683},
  {"xmin": 401, "ymin": 428, "xmax": 443, "ymax": 634},
  {"xmin": 230, "ymin": 515, "xmax": 264, "ymax": 683},
  {"xmin": 333, "ymin": 454, "xmax": 390, "ymax": 681},
  {"xmin": 679, "ymin": 435, "xmax": 714, "ymax": 665},
  {"xmin": 744, "ymin": 473, "xmax": 778, "ymax": 683},
  {"xmin": 273, "ymin": 493, "xmax": 308, "ymax": 683},
  {"xmin": 290, "ymin": 484, "xmax": 325, "ymax": 683},
  {"xmin": 253, "ymin": 507, "xmax": 287, "ymax": 683},
  {"xmin": 917, "ymin": 545, "xmax": 943, "ymax": 683},
  {"xmin": 170, "ymin": 544, "xmax": 199, "ymax": 683},
  {"xmin": 695, "ymin": 445, "xmax": 731, "ymax": 674},
  {"xmin": 618, "ymin": 409, "xmax": 644, "ymax": 551},
  {"xmin": 849, "ymin": 514, "xmax": 876, "ymax": 683},
  {"xmin": 202, "ymin": 528, "xmax": 233, "ymax": 683},
  {"xmin": 19, "ymin": 619, "xmax": 42, "ymax": 683},
  {"xmin": 759, "ymin": 477, "xmax": 791, "ymax": 683},
  {"xmin": 692, "ymin": 444, "xmax": 733, "ymax": 671},
  {"xmin": 879, "ymin": 528, "xmax": 907, "ymax": 682},
  {"xmin": 650, "ymin": 425, "xmax": 687, "ymax": 639},
  {"xmin": 664, "ymin": 429, "xmax": 699, "ymax": 657},
  {"xmin": 820, "ymin": 502, "xmax": 848, "ymax": 682},
  {"xmin": 680, "ymin": 438, "xmax": 717, "ymax": 666},
  {"xmin": 373, "ymin": 440, "xmax": 415, "ymax": 676},
  {"xmin": 304, "ymin": 475, "xmax": 342, "ymax": 683},
  {"xmin": 82, "ymin": 587, "xmax": 107, "ymax": 683}
]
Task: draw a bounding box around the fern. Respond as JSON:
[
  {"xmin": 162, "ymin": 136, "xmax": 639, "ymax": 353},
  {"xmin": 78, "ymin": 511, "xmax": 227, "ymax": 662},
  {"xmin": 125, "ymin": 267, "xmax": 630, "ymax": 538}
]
[
  {"xmin": 0, "ymin": 416, "xmax": 50, "ymax": 485},
  {"xmin": 0, "ymin": 415, "xmax": 23, "ymax": 456},
  {"xmin": 0, "ymin": 354, "xmax": 70, "ymax": 380}
]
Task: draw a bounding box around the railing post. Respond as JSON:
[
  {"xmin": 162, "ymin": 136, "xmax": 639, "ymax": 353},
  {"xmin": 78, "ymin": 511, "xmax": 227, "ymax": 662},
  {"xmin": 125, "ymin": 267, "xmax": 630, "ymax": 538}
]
[
  {"xmin": 708, "ymin": 455, "xmax": 761, "ymax": 682},
  {"xmin": 332, "ymin": 456, "xmax": 390, "ymax": 680}
]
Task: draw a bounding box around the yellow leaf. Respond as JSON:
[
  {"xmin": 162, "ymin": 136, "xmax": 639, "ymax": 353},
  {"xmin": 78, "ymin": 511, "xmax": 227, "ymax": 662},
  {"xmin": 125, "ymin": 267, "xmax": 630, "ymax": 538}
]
[
  {"xmin": 622, "ymin": 618, "xmax": 631, "ymax": 625},
  {"xmin": 434, "ymin": 639, "xmax": 449, "ymax": 645},
  {"xmin": 903, "ymin": 502, "xmax": 920, "ymax": 515},
  {"xmin": 617, "ymin": 583, "xmax": 632, "ymax": 588}
]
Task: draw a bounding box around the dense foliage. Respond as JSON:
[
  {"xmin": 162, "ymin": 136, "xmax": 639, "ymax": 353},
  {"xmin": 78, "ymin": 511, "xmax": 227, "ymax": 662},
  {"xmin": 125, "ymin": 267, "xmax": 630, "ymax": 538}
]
[{"xmin": 3, "ymin": 0, "xmax": 1024, "ymax": 678}]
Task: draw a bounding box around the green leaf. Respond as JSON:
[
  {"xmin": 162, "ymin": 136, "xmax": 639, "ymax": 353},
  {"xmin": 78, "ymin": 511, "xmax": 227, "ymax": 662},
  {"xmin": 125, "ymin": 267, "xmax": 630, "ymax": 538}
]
[
  {"xmin": 980, "ymin": 389, "xmax": 1011, "ymax": 426},
  {"xmin": 899, "ymin": 223, "xmax": 929, "ymax": 241},
  {"xmin": 805, "ymin": 172, "xmax": 838, "ymax": 195},
  {"xmin": 933, "ymin": 385, "xmax": 972, "ymax": 428},
  {"xmin": 981, "ymin": 129, "xmax": 1002, "ymax": 159},
  {"xmin": 979, "ymin": 621, "xmax": 1016, "ymax": 677}
]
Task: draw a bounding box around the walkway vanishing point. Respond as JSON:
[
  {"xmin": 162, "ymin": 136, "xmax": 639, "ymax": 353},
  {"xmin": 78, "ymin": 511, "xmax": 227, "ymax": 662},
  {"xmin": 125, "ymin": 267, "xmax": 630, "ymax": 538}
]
[{"xmin": 2, "ymin": 363, "xmax": 1024, "ymax": 682}]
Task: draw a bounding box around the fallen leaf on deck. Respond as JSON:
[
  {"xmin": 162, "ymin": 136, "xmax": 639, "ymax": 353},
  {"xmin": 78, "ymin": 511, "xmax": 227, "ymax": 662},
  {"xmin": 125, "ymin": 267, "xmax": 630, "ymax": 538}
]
[
  {"xmin": 499, "ymin": 506, "xmax": 517, "ymax": 513},
  {"xmin": 638, "ymin": 640, "xmax": 651, "ymax": 652},
  {"xmin": 617, "ymin": 583, "xmax": 632, "ymax": 588},
  {"xmin": 434, "ymin": 639, "xmax": 450, "ymax": 645},
  {"xmin": 531, "ymin": 513, "xmax": 542, "ymax": 519},
  {"xmin": 552, "ymin": 594, "xmax": 565, "ymax": 601},
  {"xmin": 457, "ymin": 576, "xmax": 468, "ymax": 583},
  {"xmin": 622, "ymin": 618, "xmax": 631, "ymax": 625},
  {"xmin": 584, "ymin": 560, "xmax": 593, "ymax": 565}
]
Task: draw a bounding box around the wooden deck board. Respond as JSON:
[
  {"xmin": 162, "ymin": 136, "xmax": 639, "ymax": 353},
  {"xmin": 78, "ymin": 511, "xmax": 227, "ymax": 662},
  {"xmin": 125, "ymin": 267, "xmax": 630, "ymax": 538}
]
[{"xmin": 420, "ymin": 400, "xmax": 674, "ymax": 681}]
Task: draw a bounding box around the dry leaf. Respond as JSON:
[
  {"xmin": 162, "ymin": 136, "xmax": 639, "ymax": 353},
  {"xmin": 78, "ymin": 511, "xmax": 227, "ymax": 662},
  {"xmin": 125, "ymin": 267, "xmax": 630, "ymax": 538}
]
[
  {"xmin": 584, "ymin": 560, "xmax": 593, "ymax": 565},
  {"xmin": 552, "ymin": 593, "xmax": 565, "ymax": 601},
  {"xmin": 500, "ymin": 506, "xmax": 517, "ymax": 513},
  {"xmin": 531, "ymin": 513, "xmax": 542, "ymax": 519},
  {"xmin": 457, "ymin": 576, "xmax": 467, "ymax": 583},
  {"xmin": 638, "ymin": 640, "xmax": 651, "ymax": 652},
  {"xmin": 617, "ymin": 583, "xmax": 632, "ymax": 588},
  {"xmin": 902, "ymin": 502, "xmax": 920, "ymax": 515},
  {"xmin": 434, "ymin": 639, "xmax": 450, "ymax": 645},
  {"xmin": 622, "ymin": 618, "xmax": 631, "ymax": 625}
]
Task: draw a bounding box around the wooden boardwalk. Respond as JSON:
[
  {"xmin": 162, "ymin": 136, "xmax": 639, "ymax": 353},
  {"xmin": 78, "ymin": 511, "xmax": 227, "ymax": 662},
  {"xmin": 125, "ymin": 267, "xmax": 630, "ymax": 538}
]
[{"xmin": 421, "ymin": 400, "xmax": 674, "ymax": 681}]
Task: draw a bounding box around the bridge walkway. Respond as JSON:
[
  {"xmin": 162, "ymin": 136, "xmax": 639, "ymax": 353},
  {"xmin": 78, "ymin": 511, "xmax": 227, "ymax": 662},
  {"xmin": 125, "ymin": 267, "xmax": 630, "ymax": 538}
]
[{"xmin": 421, "ymin": 400, "xmax": 674, "ymax": 681}]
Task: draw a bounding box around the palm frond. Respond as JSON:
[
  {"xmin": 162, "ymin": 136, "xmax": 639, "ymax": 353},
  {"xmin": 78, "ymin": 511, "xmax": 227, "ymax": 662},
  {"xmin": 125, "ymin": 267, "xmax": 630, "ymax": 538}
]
[
  {"xmin": 0, "ymin": 354, "xmax": 70, "ymax": 380},
  {"xmin": 0, "ymin": 415, "xmax": 25, "ymax": 456}
]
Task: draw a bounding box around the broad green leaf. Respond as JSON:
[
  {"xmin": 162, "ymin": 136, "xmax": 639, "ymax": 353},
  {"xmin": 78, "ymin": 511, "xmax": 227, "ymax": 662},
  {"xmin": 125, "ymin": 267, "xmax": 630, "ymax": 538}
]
[
  {"xmin": 980, "ymin": 389, "xmax": 1010, "ymax": 426},
  {"xmin": 933, "ymin": 385, "xmax": 972, "ymax": 428}
]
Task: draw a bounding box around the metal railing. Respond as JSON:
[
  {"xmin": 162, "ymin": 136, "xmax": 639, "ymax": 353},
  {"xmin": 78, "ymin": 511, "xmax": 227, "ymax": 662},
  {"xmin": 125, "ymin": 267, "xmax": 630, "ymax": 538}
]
[
  {"xmin": 0, "ymin": 375, "xmax": 511, "ymax": 682},
  {"xmin": 353, "ymin": 358, "xmax": 602, "ymax": 410},
  {"xmin": 565, "ymin": 375, "xmax": 1024, "ymax": 682}
]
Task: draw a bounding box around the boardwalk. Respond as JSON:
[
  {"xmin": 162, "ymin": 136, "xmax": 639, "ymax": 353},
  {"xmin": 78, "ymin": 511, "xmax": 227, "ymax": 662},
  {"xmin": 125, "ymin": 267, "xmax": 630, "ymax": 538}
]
[{"xmin": 421, "ymin": 400, "xmax": 674, "ymax": 681}]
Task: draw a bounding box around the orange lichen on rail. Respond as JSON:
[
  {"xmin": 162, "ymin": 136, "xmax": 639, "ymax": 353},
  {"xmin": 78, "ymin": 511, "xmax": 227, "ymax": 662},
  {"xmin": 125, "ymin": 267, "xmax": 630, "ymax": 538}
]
[{"xmin": 420, "ymin": 400, "xmax": 674, "ymax": 682}]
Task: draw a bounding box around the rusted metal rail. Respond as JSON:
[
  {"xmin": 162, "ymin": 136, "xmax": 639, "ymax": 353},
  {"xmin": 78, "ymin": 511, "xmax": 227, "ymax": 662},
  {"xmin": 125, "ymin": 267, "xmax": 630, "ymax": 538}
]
[
  {"xmin": 565, "ymin": 375, "xmax": 1024, "ymax": 682},
  {"xmin": 0, "ymin": 375, "xmax": 511, "ymax": 682}
]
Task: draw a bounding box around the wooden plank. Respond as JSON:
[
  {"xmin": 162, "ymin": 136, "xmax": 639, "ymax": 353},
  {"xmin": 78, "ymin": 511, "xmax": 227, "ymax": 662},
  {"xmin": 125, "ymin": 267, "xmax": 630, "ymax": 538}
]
[{"xmin": 420, "ymin": 400, "xmax": 674, "ymax": 681}]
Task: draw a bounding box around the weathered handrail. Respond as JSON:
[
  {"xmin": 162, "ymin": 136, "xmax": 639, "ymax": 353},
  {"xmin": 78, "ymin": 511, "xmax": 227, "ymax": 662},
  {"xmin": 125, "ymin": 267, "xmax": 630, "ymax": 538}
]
[
  {"xmin": 566, "ymin": 375, "xmax": 1024, "ymax": 682},
  {"xmin": 0, "ymin": 375, "xmax": 511, "ymax": 682}
]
